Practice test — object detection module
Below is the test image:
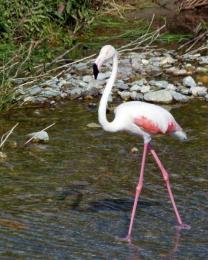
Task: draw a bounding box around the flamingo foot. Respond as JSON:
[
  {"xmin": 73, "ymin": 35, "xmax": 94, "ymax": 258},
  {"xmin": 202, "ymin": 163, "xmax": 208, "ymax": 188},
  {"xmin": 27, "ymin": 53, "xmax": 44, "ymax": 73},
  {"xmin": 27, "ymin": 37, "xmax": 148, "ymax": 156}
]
[
  {"xmin": 116, "ymin": 235, "xmax": 132, "ymax": 243},
  {"xmin": 176, "ymin": 223, "xmax": 191, "ymax": 230}
]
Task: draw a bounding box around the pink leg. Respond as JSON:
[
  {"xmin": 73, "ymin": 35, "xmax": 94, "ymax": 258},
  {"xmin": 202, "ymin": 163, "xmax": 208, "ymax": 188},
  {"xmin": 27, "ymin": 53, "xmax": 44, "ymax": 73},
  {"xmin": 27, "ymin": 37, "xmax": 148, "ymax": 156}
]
[
  {"xmin": 149, "ymin": 145, "xmax": 183, "ymax": 225},
  {"xmin": 125, "ymin": 143, "xmax": 148, "ymax": 242}
]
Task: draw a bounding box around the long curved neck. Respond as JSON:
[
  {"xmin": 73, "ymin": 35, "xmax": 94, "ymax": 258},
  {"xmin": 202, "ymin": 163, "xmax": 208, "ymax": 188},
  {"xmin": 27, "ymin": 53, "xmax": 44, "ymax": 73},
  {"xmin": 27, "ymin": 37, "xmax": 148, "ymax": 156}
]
[{"xmin": 98, "ymin": 53, "xmax": 118, "ymax": 132}]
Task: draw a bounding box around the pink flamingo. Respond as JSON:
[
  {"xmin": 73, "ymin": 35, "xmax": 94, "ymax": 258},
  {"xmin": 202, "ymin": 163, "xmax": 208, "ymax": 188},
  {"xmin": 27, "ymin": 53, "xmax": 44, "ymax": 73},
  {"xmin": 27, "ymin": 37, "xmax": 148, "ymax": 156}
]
[{"xmin": 93, "ymin": 45, "xmax": 189, "ymax": 242}]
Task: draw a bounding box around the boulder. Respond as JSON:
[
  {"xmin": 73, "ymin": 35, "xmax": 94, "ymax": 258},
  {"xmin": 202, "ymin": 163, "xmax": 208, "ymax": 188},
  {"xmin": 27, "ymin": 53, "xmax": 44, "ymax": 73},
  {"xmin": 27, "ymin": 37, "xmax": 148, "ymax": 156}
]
[
  {"xmin": 182, "ymin": 76, "xmax": 196, "ymax": 88},
  {"xmin": 171, "ymin": 91, "xmax": 189, "ymax": 102},
  {"xmin": 144, "ymin": 90, "xmax": 173, "ymax": 104}
]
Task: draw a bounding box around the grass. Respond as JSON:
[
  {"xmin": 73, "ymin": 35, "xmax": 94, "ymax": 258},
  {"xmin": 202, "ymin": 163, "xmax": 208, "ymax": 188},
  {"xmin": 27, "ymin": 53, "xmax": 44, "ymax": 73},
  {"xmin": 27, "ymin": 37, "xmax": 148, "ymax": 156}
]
[{"xmin": 159, "ymin": 33, "xmax": 192, "ymax": 43}]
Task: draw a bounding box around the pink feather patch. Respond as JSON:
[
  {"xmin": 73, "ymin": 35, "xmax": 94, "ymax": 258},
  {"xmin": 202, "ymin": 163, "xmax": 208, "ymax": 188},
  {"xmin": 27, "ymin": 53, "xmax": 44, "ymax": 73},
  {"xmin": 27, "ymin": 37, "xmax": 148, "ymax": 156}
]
[
  {"xmin": 134, "ymin": 116, "xmax": 179, "ymax": 134},
  {"xmin": 134, "ymin": 116, "xmax": 163, "ymax": 134}
]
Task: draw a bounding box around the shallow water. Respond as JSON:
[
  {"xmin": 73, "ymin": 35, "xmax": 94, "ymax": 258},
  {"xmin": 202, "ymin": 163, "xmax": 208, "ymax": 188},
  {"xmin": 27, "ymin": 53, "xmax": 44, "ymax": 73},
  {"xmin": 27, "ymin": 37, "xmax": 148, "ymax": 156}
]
[{"xmin": 0, "ymin": 99, "xmax": 207, "ymax": 259}]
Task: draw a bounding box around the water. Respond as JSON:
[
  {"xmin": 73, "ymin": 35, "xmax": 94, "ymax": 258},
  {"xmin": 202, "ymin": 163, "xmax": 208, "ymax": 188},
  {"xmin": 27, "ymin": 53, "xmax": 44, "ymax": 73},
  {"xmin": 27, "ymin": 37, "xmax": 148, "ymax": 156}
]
[{"xmin": 0, "ymin": 99, "xmax": 207, "ymax": 259}]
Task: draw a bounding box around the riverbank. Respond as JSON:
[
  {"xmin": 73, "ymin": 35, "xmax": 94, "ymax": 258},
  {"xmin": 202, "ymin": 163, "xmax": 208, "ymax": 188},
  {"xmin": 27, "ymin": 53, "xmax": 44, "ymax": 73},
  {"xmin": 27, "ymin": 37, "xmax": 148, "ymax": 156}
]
[
  {"xmin": 1, "ymin": 0, "xmax": 207, "ymax": 111},
  {"xmin": 14, "ymin": 46, "xmax": 208, "ymax": 108}
]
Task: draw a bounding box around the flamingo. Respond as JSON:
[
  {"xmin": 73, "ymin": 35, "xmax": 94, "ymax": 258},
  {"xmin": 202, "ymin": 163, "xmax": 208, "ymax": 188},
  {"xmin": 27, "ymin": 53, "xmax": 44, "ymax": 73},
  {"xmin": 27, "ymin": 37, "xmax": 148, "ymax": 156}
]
[{"xmin": 93, "ymin": 45, "xmax": 189, "ymax": 242}]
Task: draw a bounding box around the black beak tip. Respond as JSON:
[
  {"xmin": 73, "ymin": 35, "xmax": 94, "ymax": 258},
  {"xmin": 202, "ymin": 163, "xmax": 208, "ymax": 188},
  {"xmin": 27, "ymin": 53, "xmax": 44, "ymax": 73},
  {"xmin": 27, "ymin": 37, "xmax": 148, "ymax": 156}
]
[{"xmin": 93, "ymin": 63, "xmax": 99, "ymax": 79}]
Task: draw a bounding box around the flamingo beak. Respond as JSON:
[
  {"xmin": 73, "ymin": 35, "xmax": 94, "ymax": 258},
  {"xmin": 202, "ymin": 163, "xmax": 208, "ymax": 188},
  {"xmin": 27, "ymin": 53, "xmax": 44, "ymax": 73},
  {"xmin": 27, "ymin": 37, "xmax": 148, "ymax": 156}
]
[{"xmin": 93, "ymin": 63, "xmax": 99, "ymax": 79}]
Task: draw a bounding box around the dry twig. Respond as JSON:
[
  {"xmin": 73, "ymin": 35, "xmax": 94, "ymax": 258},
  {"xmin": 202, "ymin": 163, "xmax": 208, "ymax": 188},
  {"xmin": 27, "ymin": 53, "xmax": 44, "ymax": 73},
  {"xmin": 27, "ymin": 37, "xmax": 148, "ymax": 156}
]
[
  {"xmin": 24, "ymin": 122, "xmax": 56, "ymax": 146},
  {"xmin": 0, "ymin": 123, "xmax": 19, "ymax": 149}
]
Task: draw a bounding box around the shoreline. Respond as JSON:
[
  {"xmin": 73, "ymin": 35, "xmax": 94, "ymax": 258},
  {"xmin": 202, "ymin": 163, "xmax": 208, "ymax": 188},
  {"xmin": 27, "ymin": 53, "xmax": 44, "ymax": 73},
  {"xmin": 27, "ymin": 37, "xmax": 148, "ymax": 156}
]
[{"xmin": 13, "ymin": 47, "xmax": 208, "ymax": 108}]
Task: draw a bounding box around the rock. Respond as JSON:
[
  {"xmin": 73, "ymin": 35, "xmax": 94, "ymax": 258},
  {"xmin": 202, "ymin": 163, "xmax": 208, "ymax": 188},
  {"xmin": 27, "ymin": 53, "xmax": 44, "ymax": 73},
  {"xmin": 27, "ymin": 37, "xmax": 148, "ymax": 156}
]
[
  {"xmin": 198, "ymin": 56, "xmax": 208, "ymax": 65},
  {"xmin": 131, "ymin": 53, "xmax": 146, "ymax": 70},
  {"xmin": 83, "ymin": 87, "xmax": 99, "ymax": 97},
  {"xmin": 68, "ymin": 87, "xmax": 83, "ymax": 99},
  {"xmin": 130, "ymin": 147, "xmax": 139, "ymax": 154},
  {"xmin": 117, "ymin": 91, "xmax": 131, "ymax": 100},
  {"xmin": 117, "ymin": 71, "xmax": 132, "ymax": 81},
  {"xmin": 74, "ymin": 79, "xmax": 87, "ymax": 88},
  {"xmin": 28, "ymin": 130, "xmax": 49, "ymax": 143},
  {"xmin": 160, "ymin": 56, "xmax": 176, "ymax": 65},
  {"xmin": 196, "ymin": 67, "xmax": 208, "ymax": 73},
  {"xmin": 171, "ymin": 91, "xmax": 189, "ymax": 102},
  {"xmin": 179, "ymin": 88, "xmax": 191, "ymax": 95},
  {"xmin": 141, "ymin": 59, "xmax": 149, "ymax": 65},
  {"xmin": 167, "ymin": 84, "xmax": 176, "ymax": 91},
  {"xmin": 97, "ymin": 72, "xmax": 111, "ymax": 80},
  {"xmin": 166, "ymin": 67, "xmax": 188, "ymax": 76},
  {"xmin": 130, "ymin": 84, "xmax": 142, "ymax": 92},
  {"xmin": 41, "ymin": 89, "xmax": 61, "ymax": 98},
  {"xmin": 205, "ymin": 94, "xmax": 208, "ymax": 101},
  {"xmin": 60, "ymin": 93, "xmax": 68, "ymax": 99},
  {"xmin": 182, "ymin": 76, "xmax": 196, "ymax": 88},
  {"xmin": 183, "ymin": 53, "xmax": 201, "ymax": 61},
  {"xmin": 73, "ymin": 62, "xmax": 87, "ymax": 70},
  {"xmin": 14, "ymin": 87, "xmax": 26, "ymax": 96},
  {"xmin": 191, "ymin": 87, "xmax": 207, "ymax": 97},
  {"xmin": 149, "ymin": 80, "xmax": 169, "ymax": 89},
  {"xmin": 140, "ymin": 85, "xmax": 150, "ymax": 93},
  {"xmin": 23, "ymin": 96, "xmax": 47, "ymax": 104},
  {"xmin": 184, "ymin": 63, "xmax": 195, "ymax": 71},
  {"xmin": 144, "ymin": 90, "xmax": 173, "ymax": 104},
  {"xmin": 0, "ymin": 151, "xmax": 7, "ymax": 160},
  {"xmin": 82, "ymin": 75, "xmax": 93, "ymax": 83},
  {"xmin": 130, "ymin": 79, "xmax": 147, "ymax": 86},
  {"xmin": 87, "ymin": 122, "xmax": 101, "ymax": 128},
  {"xmin": 42, "ymin": 77, "xmax": 59, "ymax": 88},
  {"xmin": 25, "ymin": 86, "xmax": 42, "ymax": 96},
  {"xmin": 130, "ymin": 92, "xmax": 143, "ymax": 100},
  {"xmin": 116, "ymin": 80, "xmax": 129, "ymax": 90}
]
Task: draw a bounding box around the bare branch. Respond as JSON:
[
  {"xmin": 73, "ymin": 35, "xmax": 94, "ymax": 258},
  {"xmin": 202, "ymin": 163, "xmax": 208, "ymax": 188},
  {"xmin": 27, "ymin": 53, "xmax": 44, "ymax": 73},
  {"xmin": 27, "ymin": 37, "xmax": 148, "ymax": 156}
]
[
  {"xmin": 0, "ymin": 123, "xmax": 19, "ymax": 149},
  {"xmin": 24, "ymin": 122, "xmax": 56, "ymax": 146}
]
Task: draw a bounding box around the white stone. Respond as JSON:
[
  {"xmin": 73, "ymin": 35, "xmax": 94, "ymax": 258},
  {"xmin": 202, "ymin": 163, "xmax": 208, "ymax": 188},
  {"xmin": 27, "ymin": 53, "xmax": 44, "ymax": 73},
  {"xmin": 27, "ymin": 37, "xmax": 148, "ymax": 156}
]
[
  {"xmin": 142, "ymin": 59, "xmax": 149, "ymax": 65},
  {"xmin": 130, "ymin": 85, "xmax": 142, "ymax": 92},
  {"xmin": 28, "ymin": 130, "xmax": 49, "ymax": 143},
  {"xmin": 191, "ymin": 87, "xmax": 207, "ymax": 97},
  {"xmin": 140, "ymin": 85, "xmax": 150, "ymax": 93},
  {"xmin": 83, "ymin": 75, "xmax": 93, "ymax": 83},
  {"xmin": 183, "ymin": 76, "xmax": 196, "ymax": 88},
  {"xmin": 171, "ymin": 91, "xmax": 189, "ymax": 102},
  {"xmin": 144, "ymin": 90, "xmax": 173, "ymax": 104}
]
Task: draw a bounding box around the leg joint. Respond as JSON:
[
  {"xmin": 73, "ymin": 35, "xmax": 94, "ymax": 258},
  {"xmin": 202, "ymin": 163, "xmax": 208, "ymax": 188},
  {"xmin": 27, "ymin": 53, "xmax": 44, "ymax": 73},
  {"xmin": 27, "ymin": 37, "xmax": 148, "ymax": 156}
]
[
  {"xmin": 136, "ymin": 181, "xmax": 143, "ymax": 192},
  {"xmin": 163, "ymin": 174, "xmax": 169, "ymax": 182}
]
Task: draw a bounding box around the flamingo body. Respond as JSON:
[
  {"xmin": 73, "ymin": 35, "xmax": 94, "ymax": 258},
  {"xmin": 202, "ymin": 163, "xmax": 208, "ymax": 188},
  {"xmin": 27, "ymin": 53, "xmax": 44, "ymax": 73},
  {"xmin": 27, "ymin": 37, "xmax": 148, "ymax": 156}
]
[{"xmin": 113, "ymin": 101, "xmax": 183, "ymax": 140}]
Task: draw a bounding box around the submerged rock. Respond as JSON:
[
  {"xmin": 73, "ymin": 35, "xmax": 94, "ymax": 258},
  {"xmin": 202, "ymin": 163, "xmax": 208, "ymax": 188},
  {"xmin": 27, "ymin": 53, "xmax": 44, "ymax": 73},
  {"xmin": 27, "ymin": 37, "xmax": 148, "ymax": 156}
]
[
  {"xmin": 87, "ymin": 122, "xmax": 101, "ymax": 128},
  {"xmin": 28, "ymin": 130, "xmax": 49, "ymax": 143}
]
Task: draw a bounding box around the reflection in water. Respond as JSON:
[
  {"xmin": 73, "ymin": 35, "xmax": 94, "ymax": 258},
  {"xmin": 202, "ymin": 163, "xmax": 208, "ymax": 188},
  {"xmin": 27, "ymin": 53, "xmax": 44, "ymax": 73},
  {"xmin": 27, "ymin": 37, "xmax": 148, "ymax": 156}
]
[
  {"xmin": 0, "ymin": 100, "xmax": 207, "ymax": 258},
  {"xmin": 126, "ymin": 228, "xmax": 182, "ymax": 260}
]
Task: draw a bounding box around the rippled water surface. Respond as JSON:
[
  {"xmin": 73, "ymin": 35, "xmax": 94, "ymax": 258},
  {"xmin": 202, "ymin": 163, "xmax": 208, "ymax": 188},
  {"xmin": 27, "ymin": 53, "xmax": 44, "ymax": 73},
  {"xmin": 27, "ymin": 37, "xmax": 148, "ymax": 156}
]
[{"xmin": 0, "ymin": 99, "xmax": 207, "ymax": 259}]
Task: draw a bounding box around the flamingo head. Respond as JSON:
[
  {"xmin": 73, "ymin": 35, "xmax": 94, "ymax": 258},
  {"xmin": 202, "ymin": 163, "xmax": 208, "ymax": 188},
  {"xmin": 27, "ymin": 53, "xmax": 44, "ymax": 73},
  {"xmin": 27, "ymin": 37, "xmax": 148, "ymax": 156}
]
[{"xmin": 93, "ymin": 45, "xmax": 116, "ymax": 79}]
